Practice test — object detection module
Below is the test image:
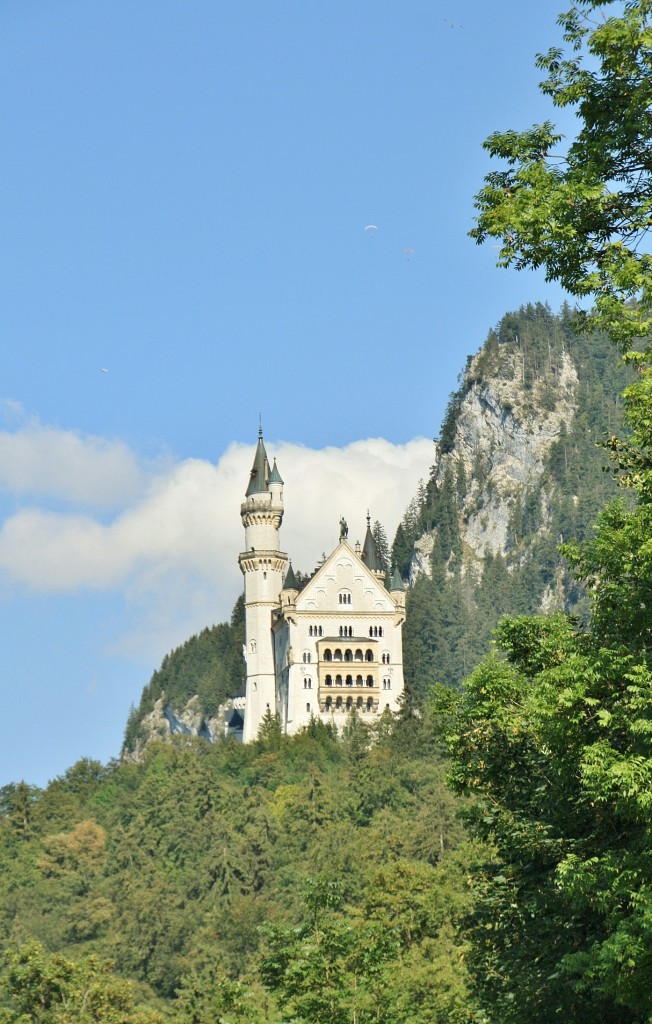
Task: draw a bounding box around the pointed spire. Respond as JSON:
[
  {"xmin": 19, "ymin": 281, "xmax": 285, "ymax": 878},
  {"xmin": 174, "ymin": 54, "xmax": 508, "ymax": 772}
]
[
  {"xmin": 245, "ymin": 426, "xmax": 271, "ymax": 496},
  {"xmin": 282, "ymin": 562, "xmax": 298, "ymax": 590},
  {"xmin": 269, "ymin": 458, "xmax": 284, "ymax": 485},
  {"xmin": 390, "ymin": 565, "xmax": 404, "ymax": 591},
  {"xmin": 361, "ymin": 511, "xmax": 382, "ymax": 572}
]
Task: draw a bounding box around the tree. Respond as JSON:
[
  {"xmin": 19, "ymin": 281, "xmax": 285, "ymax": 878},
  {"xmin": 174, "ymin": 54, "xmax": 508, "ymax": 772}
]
[
  {"xmin": 0, "ymin": 942, "xmax": 163, "ymax": 1023},
  {"xmin": 432, "ymin": 361, "xmax": 652, "ymax": 1022},
  {"xmin": 470, "ymin": 0, "xmax": 652, "ymax": 354}
]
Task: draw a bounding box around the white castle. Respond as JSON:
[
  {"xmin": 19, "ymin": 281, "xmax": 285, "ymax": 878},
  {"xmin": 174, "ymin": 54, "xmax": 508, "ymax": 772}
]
[{"xmin": 239, "ymin": 428, "xmax": 406, "ymax": 742}]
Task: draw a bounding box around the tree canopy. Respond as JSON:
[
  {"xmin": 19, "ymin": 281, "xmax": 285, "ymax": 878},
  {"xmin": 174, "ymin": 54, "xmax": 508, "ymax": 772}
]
[{"xmin": 471, "ymin": 0, "xmax": 652, "ymax": 353}]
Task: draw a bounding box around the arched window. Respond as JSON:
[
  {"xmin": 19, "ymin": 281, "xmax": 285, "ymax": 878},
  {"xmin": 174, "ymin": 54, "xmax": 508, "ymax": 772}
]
[
  {"xmin": 336, "ymin": 696, "xmax": 343, "ymax": 709},
  {"xmin": 309, "ymin": 626, "xmax": 312, "ymax": 637},
  {"xmin": 366, "ymin": 649, "xmax": 373, "ymax": 662},
  {"xmin": 356, "ymin": 675, "xmax": 363, "ymax": 686},
  {"xmin": 303, "ymin": 652, "xmax": 311, "ymax": 663},
  {"xmin": 356, "ymin": 696, "xmax": 363, "ymax": 709},
  {"xmin": 369, "ymin": 627, "xmax": 373, "ymax": 637},
  {"xmin": 334, "ymin": 649, "xmax": 343, "ymax": 661},
  {"xmin": 306, "ymin": 703, "xmax": 311, "ymax": 712},
  {"xmin": 324, "ymin": 649, "xmax": 332, "ymax": 662},
  {"xmin": 384, "ymin": 678, "xmax": 390, "ymax": 690},
  {"xmin": 346, "ymin": 696, "xmax": 353, "ymax": 710},
  {"xmin": 348, "ymin": 626, "xmax": 353, "ymax": 636},
  {"xmin": 379, "ymin": 627, "xmax": 384, "ymax": 637},
  {"xmin": 344, "ymin": 649, "xmax": 353, "ymax": 662},
  {"xmin": 346, "ymin": 675, "xmax": 353, "ymax": 686},
  {"xmin": 367, "ymin": 696, "xmax": 373, "ymax": 711},
  {"xmin": 319, "ymin": 626, "xmax": 323, "ymax": 636},
  {"xmin": 325, "ymin": 696, "xmax": 332, "ymax": 710},
  {"xmin": 325, "ymin": 674, "xmax": 332, "ymax": 686},
  {"xmin": 355, "ymin": 649, "xmax": 363, "ymax": 661},
  {"xmin": 336, "ymin": 674, "xmax": 343, "ymax": 686},
  {"xmin": 339, "ymin": 626, "xmax": 343, "ymax": 637},
  {"xmin": 366, "ymin": 675, "xmax": 374, "ymax": 687}
]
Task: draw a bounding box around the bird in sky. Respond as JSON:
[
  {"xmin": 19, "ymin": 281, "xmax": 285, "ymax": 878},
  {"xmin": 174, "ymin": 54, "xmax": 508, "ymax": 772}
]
[
  {"xmin": 443, "ymin": 18, "xmax": 464, "ymax": 29},
  {"xmin": 100, "ymin": 367, "xmax": 109, "ymax": 373}
]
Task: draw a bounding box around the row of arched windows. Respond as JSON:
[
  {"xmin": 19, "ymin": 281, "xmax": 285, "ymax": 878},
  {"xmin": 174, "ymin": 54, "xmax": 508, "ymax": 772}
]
[
  {"xmin": 324, "ymin": 674, "xmax": 375, "ymax": 688},
  {"xmin": 339, "ymin": 625, "xmax": 353, "ymax": 637},
  {"xmin": 308, "ymin": 625, "xmax": 323, "ymax": 637},
  {"xmin": 338, "ymin": 592, "xmax": 352, "ymax": 604},
  {"xmin": 302, "ymin": 652, "xmax": 312, "ymax": 663},
  {"xmin": 382, "ymin": 678, "xmax": 392, "ymax": 690},
  {"xmin": 381, "ymin": 652, "xmax": 390, "ymax": 664},
  {"xmin": 369, "ymin": 626, "xmax": 384, "ymax": 637},
  {"xmin": 323, "ymin": 648, "xmax": 374, "ymax": 663},
  {"xmin": 325, "ymin": 695, "xmax": 374, "ymax": 712}
]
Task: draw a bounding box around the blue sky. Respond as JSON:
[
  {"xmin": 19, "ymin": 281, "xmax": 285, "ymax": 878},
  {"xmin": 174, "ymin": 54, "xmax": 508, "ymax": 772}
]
[{"xmin": 1, "ymin": 0, "xmax": 574, "ymax": 787}]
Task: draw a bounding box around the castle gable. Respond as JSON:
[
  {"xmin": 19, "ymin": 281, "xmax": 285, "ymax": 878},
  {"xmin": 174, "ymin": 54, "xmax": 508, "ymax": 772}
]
[{"xmin": 295, "ymin": 540, "xmax": 393, "ymax": 613}]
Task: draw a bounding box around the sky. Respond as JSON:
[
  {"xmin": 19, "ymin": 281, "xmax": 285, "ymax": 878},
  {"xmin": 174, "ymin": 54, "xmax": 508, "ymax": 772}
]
[{"xmin": 1, "ymin": 0, "xmax": 576, "ymax": 787}]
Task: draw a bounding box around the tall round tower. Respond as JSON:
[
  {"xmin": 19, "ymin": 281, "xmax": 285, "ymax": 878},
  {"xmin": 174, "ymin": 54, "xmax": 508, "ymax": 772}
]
[{"xmin": 238, "ymin": 427, "xmax": 287, "ymax": 742}]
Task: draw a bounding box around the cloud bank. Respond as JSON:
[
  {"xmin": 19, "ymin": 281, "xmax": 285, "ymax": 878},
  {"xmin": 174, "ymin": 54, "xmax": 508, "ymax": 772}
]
[{"xmin": 0, "ymin": 420, "xmax": 433, "ymax": 661}]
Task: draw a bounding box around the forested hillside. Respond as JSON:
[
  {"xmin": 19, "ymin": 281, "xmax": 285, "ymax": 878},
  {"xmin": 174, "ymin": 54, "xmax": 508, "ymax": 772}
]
[
  {"xmin": 0, "ymin": 714, "xmax": 485, "ymax": 1022},
  {"xmin": 397, "ymin": 302, "xmax": 632, "ymax": 704}
]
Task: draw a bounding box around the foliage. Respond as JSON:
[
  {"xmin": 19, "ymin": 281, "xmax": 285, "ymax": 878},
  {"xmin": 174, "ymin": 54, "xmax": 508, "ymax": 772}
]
[
  {"xmin": 122, "ymin": 596, "xmax": 245, "ymax": 753},
  {"xmin": 0, "ymin": 942, "xmax": 164, "ymax": 1023},
  {"xmin": 470, "ymin": 0, "xmax": 652, "ymax": 353},
  {"xmin": 432, "ymin": 358, "xmax": 652, "ymax": 1022},
  {"xmin": 0, "ymin": 714, "xmax": 483, "ymax": 1022},
  {"xmin": 399, "ymin": 302, "xmax": 630, "ymax": 703}
]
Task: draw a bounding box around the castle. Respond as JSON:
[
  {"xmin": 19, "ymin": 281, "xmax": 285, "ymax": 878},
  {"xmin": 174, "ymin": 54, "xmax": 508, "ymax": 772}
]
[{"xmin": 239, "ymin": 428, "xmax": 406, "ymax": 742}]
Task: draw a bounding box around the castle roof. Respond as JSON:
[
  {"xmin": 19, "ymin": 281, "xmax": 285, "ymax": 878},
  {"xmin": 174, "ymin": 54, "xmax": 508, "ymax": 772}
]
[
  {"xmin": 245, "ymin": 426, "xmax": 271, "ymax": 496},
  {"xmin": 361, "ymin": 513, "xmax": 383, "ymax": 573},
  {"xmin": 268, "ymin": 458, "xmax": 283, "ymax": 485},
  {"xmin": 282, "ymin": 562, "xmax": 298, "ymax": 590},
  {"xmin": 390, "ymin": 565, "xmax": 404, "ymax": 591}
]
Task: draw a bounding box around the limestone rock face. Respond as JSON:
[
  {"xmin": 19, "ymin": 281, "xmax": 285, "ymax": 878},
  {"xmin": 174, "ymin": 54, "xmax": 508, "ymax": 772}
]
[
  {"xmin": 123, "ymin": 694, "xmax": 245, "ymax": 761},
  {"xmin": 410, "ymin": 346, "xmax": 578, "ymax": 583}
]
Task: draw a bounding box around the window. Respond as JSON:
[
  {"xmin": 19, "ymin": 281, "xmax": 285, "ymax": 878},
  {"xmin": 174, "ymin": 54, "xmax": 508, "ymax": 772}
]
[
  {"xmin": 339, "ymin": 590, "xmax": 352, "ymax": 605},
  {"xmin": 355, "ymin": 648, "xmax": 363, "ymax": 661},
  {"xmin": 346, "ymin": 696, "xmax": 353, "ymax": 710},
  {"xmin": 306, "ymin": 703, "xmax": 311, "ymax": 712},
  {"xmin": 336, "ymin": 674, "xmax": 343, "ymax": 686},
  {"xmin": 304, "ymin": 678, "xmax": 312, "ymax": 689},
  {"xmin": 366, "ymin": 675, "xmax": 374, "ymax": 687},
  {"xmin": 336, "ymin": 696, "xmax": 343, "ymax": 709},
  {"xmin": 365, "ymin": 649, "xmax": 373, "ymax": 662},
  {"xmin": 356, "ymin": 675, "xmax": 363, "ymax": 686},
  {"xmin": 344, "ymin": 649, "xmax": 353, "ymax": 662},
  {"xmin": 334, "ymin": 649, "xmax": 343, "ymax": 661},
  {"xmin": 303, "ymin": 652, "xmax": 311, "ymax": 663},
  {"xmin": 325, "ymin": 696, "xmax": 332, "ymax": 710},
  {"xmin": 346, "ymin": 675, "xmax": 353, "ymax": 686},
  {"xmin": 324, "ymin": 649, "xmax": 332, "ymax": 662},
  {"xmin": 367, "ymin": 696, "xmax": 373, "ymax": 710},
  {"xmin": 325, "ymin": 674, "xmax": 332, "ymax": 686},
  {"xmin": 379, "ymin": 627, "xmax": 384, "ymax": 637},
  {"xmin": 382, "ymin": 652, "xmax": 390, "ymax": 665},
  {"xmin": 357, "ymin": 696, "xmax": 363, "ymax": 709}
]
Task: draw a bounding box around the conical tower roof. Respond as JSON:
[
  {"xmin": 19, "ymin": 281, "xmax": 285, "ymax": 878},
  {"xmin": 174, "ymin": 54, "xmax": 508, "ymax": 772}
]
[
  {"xmin": 282, "ymin": 562, "xmax": 298, "ymax": 590},
  {"xmin": 245, "ymin": 425, "xmax": 271, "ymax": 497},
  {"xmin": 269, "ymin": 458, "xmax": 283, "ymax": 485},
  {"xmin": 390, "ymin": 565, "xmax": 404, "ymax": 591},
  {"xmin": 361, "ymin": 512, "xmax": 383, "ymax": 573}
]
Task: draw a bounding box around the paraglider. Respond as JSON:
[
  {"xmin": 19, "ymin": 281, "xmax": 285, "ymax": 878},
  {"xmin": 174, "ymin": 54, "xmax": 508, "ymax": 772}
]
[{"xmin": 364, "ymin": 224, "xmax": 378, "ymax": 232}]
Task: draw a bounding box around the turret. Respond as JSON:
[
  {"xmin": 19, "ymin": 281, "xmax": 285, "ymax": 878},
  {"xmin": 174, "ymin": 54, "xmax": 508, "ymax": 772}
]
[
  {"xmin": 239, "ymin": 428, "xmax": 287, "ymax": 742},
  {"xmin": 361, "ymin": 512, "xmax": 385, "ymax": 581}
]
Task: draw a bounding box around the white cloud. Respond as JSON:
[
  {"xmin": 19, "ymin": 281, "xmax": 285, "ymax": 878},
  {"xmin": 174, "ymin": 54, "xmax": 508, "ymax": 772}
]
[
  {"xmin": 0, "ymin": 428, "xmax": 433, "ymax": 661},
  {"xmin": 0, "ymin": 413, "xmax": 151, "ymax": 507}
]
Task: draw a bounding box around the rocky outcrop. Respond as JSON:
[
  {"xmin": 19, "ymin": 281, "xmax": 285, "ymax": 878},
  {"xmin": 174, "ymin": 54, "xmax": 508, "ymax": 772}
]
[
  {"xmin": 410, "ymin": 345, "xmax": 578, "ymax": 581},
  {"xmin": 123, "ymin": 694, "xmax": 245, "ymax": 761}
]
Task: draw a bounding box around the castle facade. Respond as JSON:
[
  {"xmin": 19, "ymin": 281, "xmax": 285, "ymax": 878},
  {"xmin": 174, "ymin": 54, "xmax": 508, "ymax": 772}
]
[{"xmin": 239, "ymin": 429, "xmax": 405, "ymax": 742}]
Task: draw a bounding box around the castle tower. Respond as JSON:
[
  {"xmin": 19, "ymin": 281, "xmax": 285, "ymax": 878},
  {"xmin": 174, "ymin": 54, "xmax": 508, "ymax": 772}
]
[{"xmin": 238, "ymin": 428, "xmax": 287, "ymax": 742}]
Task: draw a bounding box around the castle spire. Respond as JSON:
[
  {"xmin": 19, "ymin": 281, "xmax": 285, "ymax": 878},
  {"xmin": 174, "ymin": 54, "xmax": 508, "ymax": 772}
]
[
  {"xmin": 361, "ymin": 511, "xmax": 383, "ymax": 573},
  {"xmin": 246, "ymin": 425, "xmax": 271, "ymax": 497}
]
